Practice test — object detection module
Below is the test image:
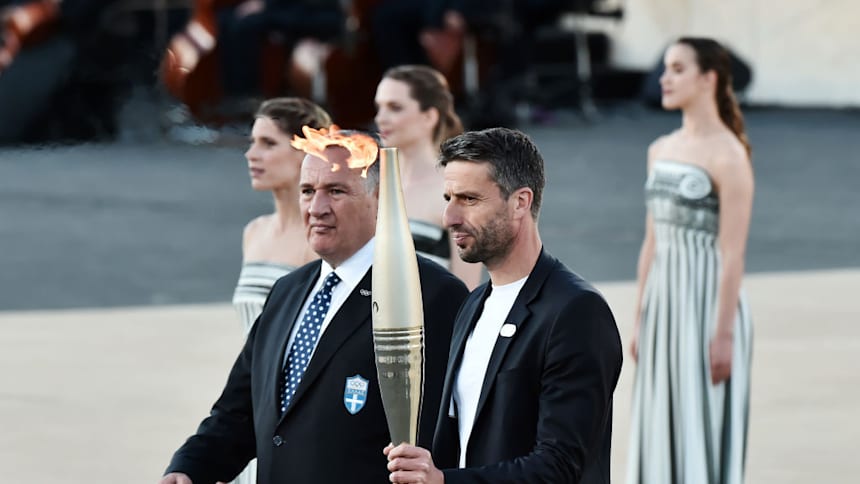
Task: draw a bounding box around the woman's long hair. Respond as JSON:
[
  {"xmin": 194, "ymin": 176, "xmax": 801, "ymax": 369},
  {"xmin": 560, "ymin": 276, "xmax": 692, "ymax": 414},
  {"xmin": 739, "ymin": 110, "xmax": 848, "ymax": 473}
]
[
  {"xmin": 678, "ymin": 37, "xmax": 751, "ymax": 158},
  {"xmin": 255, "ymin": 97, "xmax": 332, "ymax": 137},
  {"xmin": 382, "ymin": 65, "xmax": 463, "ymax": 146}
]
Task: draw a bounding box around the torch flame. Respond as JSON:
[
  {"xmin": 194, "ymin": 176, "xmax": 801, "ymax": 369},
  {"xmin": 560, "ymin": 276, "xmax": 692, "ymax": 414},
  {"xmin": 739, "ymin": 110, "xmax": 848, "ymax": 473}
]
[{"xmin": 290, "ymin": 124, "xmax": 379, "ymax": 177}]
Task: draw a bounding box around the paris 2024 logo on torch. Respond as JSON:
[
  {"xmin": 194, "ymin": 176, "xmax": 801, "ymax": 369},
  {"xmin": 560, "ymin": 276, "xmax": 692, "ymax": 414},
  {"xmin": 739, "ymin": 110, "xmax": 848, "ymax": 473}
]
[{"xmin": 343, "ymin": 375, "xmax": 369, "ymax": 414}]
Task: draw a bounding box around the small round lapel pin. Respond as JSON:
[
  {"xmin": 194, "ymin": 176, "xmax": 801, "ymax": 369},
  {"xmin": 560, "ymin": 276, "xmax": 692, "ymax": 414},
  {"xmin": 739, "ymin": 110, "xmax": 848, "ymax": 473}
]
[{"xmin": 500, "ymin": 323, "xmax": 516, "ymax": 338}]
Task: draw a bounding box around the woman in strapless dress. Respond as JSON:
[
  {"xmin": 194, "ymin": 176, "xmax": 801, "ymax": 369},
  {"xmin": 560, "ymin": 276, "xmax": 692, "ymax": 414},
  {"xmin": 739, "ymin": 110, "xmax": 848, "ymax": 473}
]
[
  {"xmin": 374, "ymin": 64, "xmax": 483, "ymax": 289},
  {"xmin": 230, "ymin": 97, "xmax": 331, "ymax": 484},
  {"xmin": 627, "ymin": 38, "xmax": 755, "ymax": 484}
]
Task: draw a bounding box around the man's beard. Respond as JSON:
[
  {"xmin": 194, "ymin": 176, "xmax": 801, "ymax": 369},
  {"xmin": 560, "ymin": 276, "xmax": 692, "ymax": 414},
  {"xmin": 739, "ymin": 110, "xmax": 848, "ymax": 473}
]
[{"xmin": 457, "ymin": 214, "xmax": 513, "ymax": 265}]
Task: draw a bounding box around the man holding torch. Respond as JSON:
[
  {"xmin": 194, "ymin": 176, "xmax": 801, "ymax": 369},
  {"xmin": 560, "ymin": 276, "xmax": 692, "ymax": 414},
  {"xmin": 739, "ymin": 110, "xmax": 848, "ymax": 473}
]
[
  {"xmin": 159, "ymin": 128, "xmax": 467, "ymax": 484},
  {"xmin": 385, "ymin": 128, "xmax": 623, "ymax": 484}
]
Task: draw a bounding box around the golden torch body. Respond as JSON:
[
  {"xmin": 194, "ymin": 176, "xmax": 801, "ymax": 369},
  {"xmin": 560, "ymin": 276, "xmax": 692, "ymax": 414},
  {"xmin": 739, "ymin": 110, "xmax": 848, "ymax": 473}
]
[{"xmin": 372, "ymin": 147, "xmax": 425, "ymax": 446}]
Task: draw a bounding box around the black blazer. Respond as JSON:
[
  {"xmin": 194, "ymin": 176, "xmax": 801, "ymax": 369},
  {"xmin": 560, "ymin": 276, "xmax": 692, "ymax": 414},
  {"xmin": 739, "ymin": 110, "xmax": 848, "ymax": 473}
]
[
  {"xmin": 165, "ymin": 256, "xmax": 468, "ymax": 484},
  {"xmin": 433, "ymin": 249, "xmax": 623, "ymax": 483}
]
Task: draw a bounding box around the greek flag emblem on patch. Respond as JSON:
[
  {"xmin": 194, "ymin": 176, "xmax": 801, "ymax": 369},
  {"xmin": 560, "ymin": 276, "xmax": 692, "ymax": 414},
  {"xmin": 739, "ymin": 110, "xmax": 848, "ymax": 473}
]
[{"xmin": 343, "ymin": 374, "xmax": 369, "ymax": 414}]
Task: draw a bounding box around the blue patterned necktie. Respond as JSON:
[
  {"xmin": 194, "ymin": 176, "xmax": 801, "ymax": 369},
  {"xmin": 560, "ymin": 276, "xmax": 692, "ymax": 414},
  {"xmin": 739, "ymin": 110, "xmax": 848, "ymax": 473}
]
[{"xmin": 280, "ymin": 271, "xmax": 341, "ymax": 415}]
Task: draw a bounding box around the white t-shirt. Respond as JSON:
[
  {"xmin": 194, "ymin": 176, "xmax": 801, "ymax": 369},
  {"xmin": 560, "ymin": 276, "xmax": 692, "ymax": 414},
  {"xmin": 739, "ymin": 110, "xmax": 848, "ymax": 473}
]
[{"xmin": 453, "ymin": 275, "xmax": 528, "ymax": 468}]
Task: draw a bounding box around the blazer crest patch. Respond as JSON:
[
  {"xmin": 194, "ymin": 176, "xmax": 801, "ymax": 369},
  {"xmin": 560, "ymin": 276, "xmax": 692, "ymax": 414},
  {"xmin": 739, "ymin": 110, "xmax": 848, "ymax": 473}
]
[{"xmin": 343, "ymin": 374, "xmax": 369, "ymax": 414}]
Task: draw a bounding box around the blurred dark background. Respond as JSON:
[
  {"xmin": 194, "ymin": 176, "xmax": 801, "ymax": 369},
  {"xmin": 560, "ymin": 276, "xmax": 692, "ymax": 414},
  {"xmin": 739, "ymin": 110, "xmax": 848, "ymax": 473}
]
[
  {"xmin": 0, "ymin": 0, "xmax": 642, "ymax": 144},
  {"xmin": 1, "ymin": 0, "xmax": 857, "ymax": 311}
]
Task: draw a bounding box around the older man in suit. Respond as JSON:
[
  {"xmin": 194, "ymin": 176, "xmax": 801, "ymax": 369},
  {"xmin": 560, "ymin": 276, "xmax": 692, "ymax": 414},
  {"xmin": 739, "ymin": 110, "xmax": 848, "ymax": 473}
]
[
  {"xmin": 160, "ymin": 131, "xmax": 468, "ymax": 484},
  {"xmin": 386, "ymin": 127, "xmax": 623, "ymax": 483}
]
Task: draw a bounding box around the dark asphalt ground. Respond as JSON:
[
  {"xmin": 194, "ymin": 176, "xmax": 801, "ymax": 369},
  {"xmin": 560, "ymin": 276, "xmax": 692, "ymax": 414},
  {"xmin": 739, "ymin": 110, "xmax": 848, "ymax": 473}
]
[{"xmin": 1, "ymin": 103, "xmax": 857, "ymax": 310}]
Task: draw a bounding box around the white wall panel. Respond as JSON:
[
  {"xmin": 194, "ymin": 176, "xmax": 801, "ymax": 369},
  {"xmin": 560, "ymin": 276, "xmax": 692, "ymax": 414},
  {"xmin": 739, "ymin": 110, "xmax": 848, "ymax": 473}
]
[{"xmin": 608, "ymin": 0, "xmax": 859, "ymax": 106}]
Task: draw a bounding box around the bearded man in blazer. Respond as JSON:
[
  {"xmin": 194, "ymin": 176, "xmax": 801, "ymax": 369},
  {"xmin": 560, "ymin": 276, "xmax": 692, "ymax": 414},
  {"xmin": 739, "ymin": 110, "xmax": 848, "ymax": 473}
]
[
  {"xmin": 386, "ymin": 128, "xmax": 623, "ymax": 483},
  {"xmin": 160, "ymin": 132, "xmax": 468, "ymax": 484}
]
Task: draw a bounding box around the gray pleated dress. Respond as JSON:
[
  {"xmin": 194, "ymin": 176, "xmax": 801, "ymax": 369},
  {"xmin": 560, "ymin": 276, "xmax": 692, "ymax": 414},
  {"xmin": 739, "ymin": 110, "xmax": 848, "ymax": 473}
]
[{"xmin": 626, "ymin": 160, "xmax": 753, "ymax": 484}]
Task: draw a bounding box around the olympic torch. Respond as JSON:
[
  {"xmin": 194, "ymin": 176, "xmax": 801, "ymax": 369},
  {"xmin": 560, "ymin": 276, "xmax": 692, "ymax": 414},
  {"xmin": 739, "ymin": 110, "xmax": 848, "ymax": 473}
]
[{"xmin": 372, "ymin": 147, "xmax": 424, "ymax": 446}]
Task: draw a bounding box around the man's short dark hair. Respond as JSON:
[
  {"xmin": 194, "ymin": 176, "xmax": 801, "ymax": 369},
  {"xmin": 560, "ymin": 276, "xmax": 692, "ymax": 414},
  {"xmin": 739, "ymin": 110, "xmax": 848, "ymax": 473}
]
[{"xmin": 438, "ymin": 128, "xmax": 545, "ymax": 218}]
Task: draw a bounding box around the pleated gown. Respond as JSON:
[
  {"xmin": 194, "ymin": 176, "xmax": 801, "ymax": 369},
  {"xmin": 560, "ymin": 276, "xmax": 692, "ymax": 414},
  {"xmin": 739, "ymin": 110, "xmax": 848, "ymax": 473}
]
[
  {"xmin": 626, "ymin": 160, "xmax": 753, "ymax": 484},
  {"xmin": 230, "ymin": 262, "xmax": 293, "ymax": 484}
]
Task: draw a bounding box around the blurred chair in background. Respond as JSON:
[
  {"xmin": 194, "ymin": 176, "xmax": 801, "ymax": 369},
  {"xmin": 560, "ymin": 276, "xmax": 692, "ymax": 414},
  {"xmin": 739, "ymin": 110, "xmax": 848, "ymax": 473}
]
[
  {"xmin": 0, "ymin": 0, "xmax": 157, "ymax": 144},
  {"xmin": 160, "ymin": 0, "xmax": 343, "ymax": 124},
  {"xmin": 161, "ymin": 0, "xmax": 393, "ymax": 131}
]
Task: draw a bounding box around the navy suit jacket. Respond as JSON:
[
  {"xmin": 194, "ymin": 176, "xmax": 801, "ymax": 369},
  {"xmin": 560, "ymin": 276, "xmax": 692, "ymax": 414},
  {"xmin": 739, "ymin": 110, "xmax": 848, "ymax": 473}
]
[
  {"xmin": 165, "ymin": 256, "xmax": 468, "ymax": 483},
  {"xmin": 433, "ymin": 249, "xmax": 623, "ymax": 483}
]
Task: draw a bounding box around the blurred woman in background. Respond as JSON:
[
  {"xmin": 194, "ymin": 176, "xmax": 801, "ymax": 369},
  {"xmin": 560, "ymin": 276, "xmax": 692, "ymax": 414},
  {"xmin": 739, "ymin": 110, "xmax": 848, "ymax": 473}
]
[
  {"xmin": 627, "ymin": 37, "xmax": 754, "ymax": 484},
  {"xmin": 374, "ymin": 64, "xmax": 482, "ymax": 289},
  {"xmin": 231, "ymin": 97, "xmax": 331, "ymax": 484}
]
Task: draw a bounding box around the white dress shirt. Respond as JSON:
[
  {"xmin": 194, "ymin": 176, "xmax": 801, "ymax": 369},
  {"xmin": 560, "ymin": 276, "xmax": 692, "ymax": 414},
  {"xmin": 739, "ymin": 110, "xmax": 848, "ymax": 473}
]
[{"xmin": 283, "ymin": 238, "xmax": 375, "ymax": 365}]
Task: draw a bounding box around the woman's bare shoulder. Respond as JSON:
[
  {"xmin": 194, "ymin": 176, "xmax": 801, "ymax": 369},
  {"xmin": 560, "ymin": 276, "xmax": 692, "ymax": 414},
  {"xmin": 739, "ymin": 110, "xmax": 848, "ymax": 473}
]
[
  {"xmin": 707, "ymin": 133, "xmax": 753, "ymax": 193},
  {"xmin": 713, "ymin": 130, "xmax": 748, "ymax": 160},
  {"xmin": 243, "ymin": 214, "xmax": 272, "ymax": 244},
  {"xmin": 647, "ymin": 131, "xmax": 678, "ymax": 167}
]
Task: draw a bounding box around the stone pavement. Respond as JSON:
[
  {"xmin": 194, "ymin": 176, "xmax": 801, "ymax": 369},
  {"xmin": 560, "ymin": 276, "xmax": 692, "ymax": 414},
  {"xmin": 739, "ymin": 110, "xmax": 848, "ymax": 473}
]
[
  {"xmin": 1, "ymin": 269, "xmax": 856, "ymax": 483},
  {"xmin": 1, "ymin": 103, "xmax": 858, "ymax": 482}
]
